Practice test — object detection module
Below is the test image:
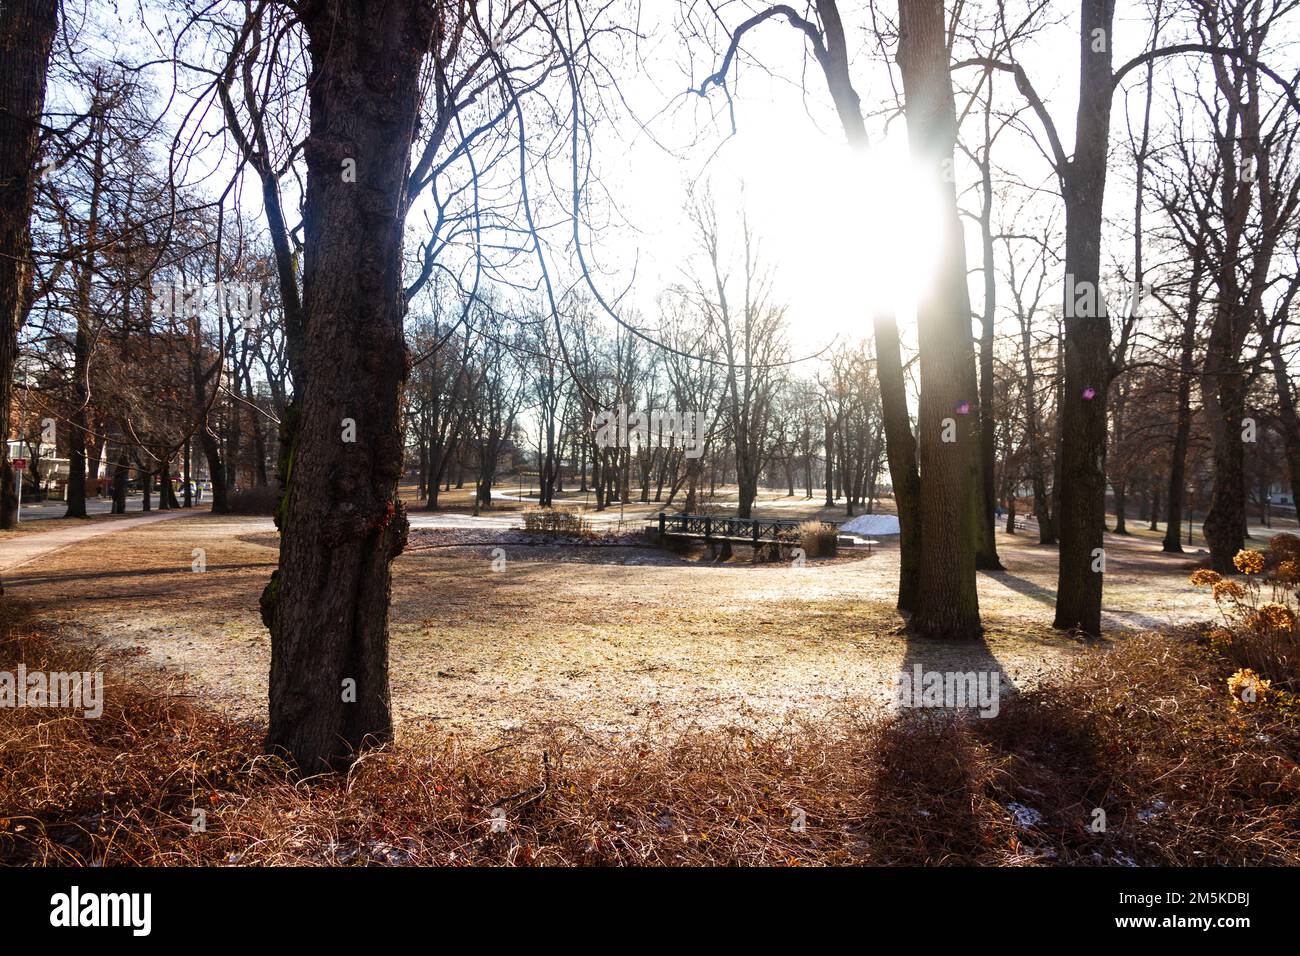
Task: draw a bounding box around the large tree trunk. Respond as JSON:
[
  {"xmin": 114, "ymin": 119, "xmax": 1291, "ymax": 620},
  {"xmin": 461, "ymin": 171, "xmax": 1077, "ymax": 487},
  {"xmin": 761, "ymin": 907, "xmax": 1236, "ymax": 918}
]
[
  {"xmin": 65, "ymin": 103, "xmax": 106, "ymax": 520},
  {"xmin": 198, "ymin": 425, "xmax": 229, "ymax": 514},
  {"xmin": 897, "ymin": 0, "xmax": 981, "ymax": 638},
  {"xmin": 1053, "ymin": 0, "xmax": 1115, "ymax": 638},
  {"xmin": 681, "ymin": 454, "xmax": 698, "ymax": 513},
  {"xmin": 183, "ymin": 439, "xmax": 193, "ymax": 508},
  {"xmin": 823, "ymin": 418, "xmax": 834, "ymax": 507},
  {"xmin": 974, "ymin": 134, "xmax": 1002, "ymax": 570},
  {"xmin": 1112, "ymin": 480, "xmax": 1127, "ymax": 534},
  {"xmin": 156, "ymin": 450, "xmax": 169, "ymax": 510},
  {"xmin": 64, "ymin": 330, "xmax": 90, "ymax": 518},
  {"xmin": 1201, "ymin": 326, "xmax": 1249, "ymax": 572},
  {"xmin": 160, "ymin": 452, "xmax": 181, "ymax": 509},
  {"xmin": 262, "ymin": 0, "xmax": 426, "ymax": 774},
  {"xmin": 1018, "ymin": 313, "xmax": 1055, "ymax": 543},
  {"xmin": 1163, "ymin": 260, "xmax": 1201, "ymax": 552},
  {"xmin": 1199, "ymin": 4, "xmax": 1276, "ymax": 571},
  {"xmin": 737, "ymin": 470, "xmax": 756, "ymax": 518},
  {"xmin": 111, "ymin": 450, "xmax": 128, "ymax": 514},
  {"xmin": 873, "ymin": 310, "xmax": 921, "ymax": 613},
  {"xmin": 1200, "ymin": 201, "xmax": 1251, "ymax": 571},
  {"xmin": 0, "ymin": 0, "xmax": 58, "ymax": 530}
]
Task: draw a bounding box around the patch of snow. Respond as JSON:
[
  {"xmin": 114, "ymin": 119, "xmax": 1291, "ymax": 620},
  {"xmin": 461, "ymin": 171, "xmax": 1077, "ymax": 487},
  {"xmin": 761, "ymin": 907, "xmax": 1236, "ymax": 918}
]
[
  {"xmin": 1137, "ymin": 799, "xmax": 1168, "ymax": 822},
  {"xmin": 838, "ymin": 514, "xmax": 901, "ymax": 536},
  {"xmin": 1006, "ymin": 802, "xmax": 1042, "ymax": 827}
]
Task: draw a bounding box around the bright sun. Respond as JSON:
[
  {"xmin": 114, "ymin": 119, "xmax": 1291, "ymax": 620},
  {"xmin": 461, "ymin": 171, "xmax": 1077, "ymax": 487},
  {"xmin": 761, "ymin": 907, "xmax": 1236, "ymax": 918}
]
[
  {"xmin": 837, "ymin": 136, "xmax": 943, "ymax": 326},
  {"xmin": 641, "ymin": 124, "xmax": 946, "ymax": 349},
  {"xmin": 735, "ymin": 127, "xmax": 944, "ymax": 346}
]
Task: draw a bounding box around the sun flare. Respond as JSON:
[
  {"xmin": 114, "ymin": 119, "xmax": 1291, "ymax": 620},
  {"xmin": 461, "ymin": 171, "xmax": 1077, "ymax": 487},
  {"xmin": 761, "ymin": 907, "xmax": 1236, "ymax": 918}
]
[{"xmin": 845, "ymin": 140, "xmax": 943, "ymax": 325}]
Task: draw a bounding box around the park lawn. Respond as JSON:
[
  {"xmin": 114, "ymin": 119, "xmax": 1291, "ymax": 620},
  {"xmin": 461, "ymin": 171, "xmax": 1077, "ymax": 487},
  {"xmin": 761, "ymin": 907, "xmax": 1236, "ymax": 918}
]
[{"xmin": 3, "ymin": 513, "xmax": 1092, "ymax": 745}]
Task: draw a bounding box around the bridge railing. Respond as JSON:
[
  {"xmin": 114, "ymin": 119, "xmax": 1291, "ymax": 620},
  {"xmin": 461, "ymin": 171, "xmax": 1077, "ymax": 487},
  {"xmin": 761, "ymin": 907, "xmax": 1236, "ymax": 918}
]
[{"xmin": 655, "ymin": 512, "xmax": 804, "ymax": 544}]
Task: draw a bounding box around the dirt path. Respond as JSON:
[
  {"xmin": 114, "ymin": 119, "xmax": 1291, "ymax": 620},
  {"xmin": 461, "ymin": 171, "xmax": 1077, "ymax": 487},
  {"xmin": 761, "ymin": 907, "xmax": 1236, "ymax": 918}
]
[{"xmin": 0, "ymin": 509, "xmax": 187, "ymax": 573}]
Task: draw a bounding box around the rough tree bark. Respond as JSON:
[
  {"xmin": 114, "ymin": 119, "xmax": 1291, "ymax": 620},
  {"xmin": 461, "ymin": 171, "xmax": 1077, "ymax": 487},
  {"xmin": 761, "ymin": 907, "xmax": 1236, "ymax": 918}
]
[
  {"xmin": 1199, "ymin": 186, "xmax": 1251, "ymax": 568},
  {"xmin": 261, "ymin": 0, "xmax": 428, "ymax": 773},
  {"xmin": 1053, "ymin": 0, "xmax": 1115, "ymax": 637},
  {"xmin": 897, "ymin": 0, "xmax": 981, "ymax": 638},
  {"xmin": 0, "ymin": 0, "xmax": 58, "ymax": 530}
]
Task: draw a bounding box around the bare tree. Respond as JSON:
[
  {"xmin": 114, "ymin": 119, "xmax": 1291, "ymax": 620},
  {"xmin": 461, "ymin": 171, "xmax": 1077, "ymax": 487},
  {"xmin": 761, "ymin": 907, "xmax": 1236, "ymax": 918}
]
[
  {"xmin": 684, "ymin": 195, "xmax": 787, "ymax": 519},
  {"xmin": 0, "ymin": 0, "xmax": 59, "ymax": 529}
]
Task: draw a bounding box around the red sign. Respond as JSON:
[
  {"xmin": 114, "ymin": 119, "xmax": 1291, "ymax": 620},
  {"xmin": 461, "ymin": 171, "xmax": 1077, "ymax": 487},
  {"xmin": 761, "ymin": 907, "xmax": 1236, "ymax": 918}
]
[{"xmin": 12, "ymin": 459, "xmax": 25, "ymax": 471}]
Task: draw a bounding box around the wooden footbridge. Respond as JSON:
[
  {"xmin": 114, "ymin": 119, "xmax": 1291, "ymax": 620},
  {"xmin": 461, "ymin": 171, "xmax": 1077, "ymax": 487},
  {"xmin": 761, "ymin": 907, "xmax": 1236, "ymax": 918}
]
[{"xmin": 653, "ymin": 512, "xmax": 802, "ymax": 551}]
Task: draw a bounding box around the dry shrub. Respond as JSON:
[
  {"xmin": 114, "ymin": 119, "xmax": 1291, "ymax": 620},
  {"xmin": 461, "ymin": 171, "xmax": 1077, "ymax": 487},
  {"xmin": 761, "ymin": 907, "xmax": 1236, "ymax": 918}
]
[
  {"xmin": 798, "ymin": 521, "xmax": 838, "ymax": 558},
  {"xmin": 1217, "ymin": 627, "xmax": 1299, "ymax": 699},
  {"xmin": 227, "ymin": 486, "xmax": 280, "ymax": 515},
  {"xmin": 1191, "ymin": 547, "xmax": 1300, "ymax": 695},
  {"xmin": 2, "ymin": 601, "xmax": 1298, "ymax": 866},
  {"xmin": 1268, "ymin": 532, "xmax": 1300, "ymax": 568},
  {"xmin": 521, "ymin": 507, "xmax": 592, "ymax": 537}
]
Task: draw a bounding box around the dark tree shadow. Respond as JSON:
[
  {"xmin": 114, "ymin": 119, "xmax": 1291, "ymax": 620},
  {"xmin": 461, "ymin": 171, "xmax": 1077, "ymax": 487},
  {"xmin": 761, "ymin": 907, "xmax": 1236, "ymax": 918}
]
[
  {"xmin": 896, "ymin": 629, "xmax": 1022, "ymax": 717},
  {"xmin": 862, "ymin": 627, "xmax": 1123, "ymax": 863},
  {"xmin": 981, "ymin": 568, "xmax": 1057, "ymax": 608}
]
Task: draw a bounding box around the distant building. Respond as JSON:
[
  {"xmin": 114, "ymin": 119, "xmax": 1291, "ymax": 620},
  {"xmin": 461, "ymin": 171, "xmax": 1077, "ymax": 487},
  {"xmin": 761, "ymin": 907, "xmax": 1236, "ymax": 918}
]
[{"xmin": 5, "ymin": 438, "xmax": 66, "ymax": 482}]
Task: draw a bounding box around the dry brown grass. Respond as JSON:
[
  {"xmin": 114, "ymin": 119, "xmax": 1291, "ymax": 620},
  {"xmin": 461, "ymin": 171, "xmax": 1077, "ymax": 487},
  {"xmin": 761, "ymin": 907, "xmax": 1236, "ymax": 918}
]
[
  {"xmin": 520, "ymin": 507, "xmax": 593, "ymax": 537},
  {"xmin": 798, "ymin": 521, "xmax": 838, "ymax": 558},
  {"xmin": 2, "ymin": 598, "xmax": 1297, "ymax": 867}
]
